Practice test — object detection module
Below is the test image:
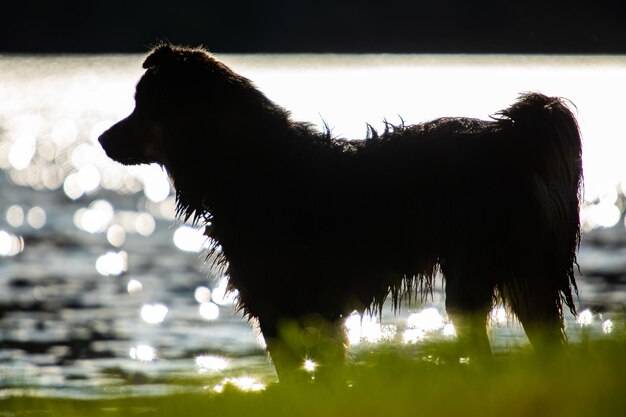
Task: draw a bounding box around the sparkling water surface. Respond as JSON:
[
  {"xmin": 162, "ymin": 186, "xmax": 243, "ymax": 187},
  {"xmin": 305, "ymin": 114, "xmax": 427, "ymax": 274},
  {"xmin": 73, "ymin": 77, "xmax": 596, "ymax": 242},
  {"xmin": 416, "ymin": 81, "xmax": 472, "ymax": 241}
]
[{"xmin": 0, "ymin": 54, "xmax": 625, "ymax": 397}]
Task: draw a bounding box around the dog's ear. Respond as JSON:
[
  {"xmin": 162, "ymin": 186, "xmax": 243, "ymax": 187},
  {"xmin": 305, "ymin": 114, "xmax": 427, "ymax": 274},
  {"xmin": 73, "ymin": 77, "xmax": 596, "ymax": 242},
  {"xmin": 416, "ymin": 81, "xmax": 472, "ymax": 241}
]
[{"xmin": 143, "ymin": 42, "xmax": 179, "ymax": 70}]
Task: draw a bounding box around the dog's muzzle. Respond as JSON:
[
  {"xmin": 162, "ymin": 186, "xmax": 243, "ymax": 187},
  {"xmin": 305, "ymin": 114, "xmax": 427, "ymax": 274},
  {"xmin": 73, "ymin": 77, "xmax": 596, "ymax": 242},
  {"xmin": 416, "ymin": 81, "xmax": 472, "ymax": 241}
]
[{"xmin": 98, "ymin": 116, "xmax": 144, "ymax": 165}]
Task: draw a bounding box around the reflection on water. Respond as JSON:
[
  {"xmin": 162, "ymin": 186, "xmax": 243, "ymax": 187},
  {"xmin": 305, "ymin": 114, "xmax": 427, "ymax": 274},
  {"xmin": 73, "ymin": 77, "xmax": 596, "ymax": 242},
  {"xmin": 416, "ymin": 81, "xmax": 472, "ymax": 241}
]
[
  {"xmin": 345, "ymin": 311, "xmax": 397, "ymax": 345},
  {"xmin": 129, "ymin": 344, "xmax": 158, "ymax": 362},
  {"xmin": 140, "ymin": 303, "xmax": 169, "ymax": 325},
  {"xmin": 402, "ymin": 308, "xmax": 455, "ymax": 344},
  {"xmin": 173, "ymin": 225, "xmax": 208, "ymax": 252},
  {"xmin": 95, "ymin": 250, "xmax": 128, "ymax": 276},
  {"xmin": 214, "ymin": 376, "xmax": 266, "ymax": 393},
  {"xmin": 211, "ymin": 277, "xmax": 239, "ymax": 306},
  {"xmin": 0, "ymin": 230, "xmax": 24, "ymax": 256},
  {"xmin": 303, "ymin": 358, "xmax": 317, "ymax": 373},
  {"xmin": 199, "ymin": 301, "xmax": 220, "ymax": 321},
  {"xmin": 127, "ymin": 279, "xmax": 143, "ymax": 295},
  {"xmin": 602, "ymin": 319, "xmax": 614, "ymax": 334},
  {"xmin": 196, "ymin": 354, "xmax": 228, "ymax": 373},
  {"xmin": 0, "ymin": 54, "xmax": 625, "ymax": 397},
  {"xmin": 576, "ymin": 308, "xmax": 594, "ymax": 327},
  {"xmin": 489, "ymin": 306, "xmax": 508, "ymax": 325}
]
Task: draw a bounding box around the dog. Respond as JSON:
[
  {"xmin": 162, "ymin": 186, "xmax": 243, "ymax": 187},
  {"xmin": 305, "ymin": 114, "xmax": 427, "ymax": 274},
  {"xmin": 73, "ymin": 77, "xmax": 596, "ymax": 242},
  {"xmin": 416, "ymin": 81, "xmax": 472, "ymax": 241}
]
[{"xmin": 99, "ymin": 43, "xmax": 582, "ymax": 379}]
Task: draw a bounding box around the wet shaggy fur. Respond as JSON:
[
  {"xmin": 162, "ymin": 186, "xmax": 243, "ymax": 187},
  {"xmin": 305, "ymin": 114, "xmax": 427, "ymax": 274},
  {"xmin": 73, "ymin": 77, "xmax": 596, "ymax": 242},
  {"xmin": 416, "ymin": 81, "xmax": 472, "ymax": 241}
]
[{"xmin": 99, "ymin": 44, "xmax": 583, "ymax": 378}]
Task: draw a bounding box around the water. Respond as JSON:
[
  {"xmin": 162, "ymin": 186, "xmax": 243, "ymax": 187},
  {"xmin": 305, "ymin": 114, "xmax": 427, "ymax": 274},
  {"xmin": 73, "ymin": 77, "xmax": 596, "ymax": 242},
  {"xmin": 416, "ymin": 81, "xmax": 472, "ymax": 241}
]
[{"xmin": 0, "ymin": 54, "xmax": 625, "ymax": 397}]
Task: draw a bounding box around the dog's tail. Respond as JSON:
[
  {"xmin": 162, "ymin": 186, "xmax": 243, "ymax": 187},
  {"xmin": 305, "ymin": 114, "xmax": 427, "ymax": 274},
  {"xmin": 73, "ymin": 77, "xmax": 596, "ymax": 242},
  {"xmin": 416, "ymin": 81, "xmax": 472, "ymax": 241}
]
[
  {"xmin": 499, "ymin": 93, "xmax": 582, "ymax": 196},
  {"xmin": 498, "ymin": 93, "xmax": 583, "ymax": 317}
]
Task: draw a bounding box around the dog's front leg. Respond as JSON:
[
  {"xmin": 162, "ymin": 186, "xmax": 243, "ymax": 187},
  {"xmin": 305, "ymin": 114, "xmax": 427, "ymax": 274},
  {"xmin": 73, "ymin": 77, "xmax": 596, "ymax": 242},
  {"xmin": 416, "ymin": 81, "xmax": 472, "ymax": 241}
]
[{"xmin": 442, "ymin": 264, "xmax": 493, "ymax": 359}]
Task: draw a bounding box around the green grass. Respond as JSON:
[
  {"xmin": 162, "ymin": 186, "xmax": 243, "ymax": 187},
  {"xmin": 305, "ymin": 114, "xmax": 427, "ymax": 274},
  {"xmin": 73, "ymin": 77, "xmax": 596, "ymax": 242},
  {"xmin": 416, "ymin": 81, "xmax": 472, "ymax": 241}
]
[{"xmin": 3, "ymin": 338, "xmax": 626, "ymax": 417}]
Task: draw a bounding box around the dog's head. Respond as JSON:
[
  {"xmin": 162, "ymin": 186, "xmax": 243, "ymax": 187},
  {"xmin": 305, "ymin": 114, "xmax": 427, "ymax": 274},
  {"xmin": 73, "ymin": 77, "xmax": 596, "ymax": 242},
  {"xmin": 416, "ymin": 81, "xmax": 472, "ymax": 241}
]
[{"xmin": 98, "ymin": 43, "xmax": 259, "ymax": 167}]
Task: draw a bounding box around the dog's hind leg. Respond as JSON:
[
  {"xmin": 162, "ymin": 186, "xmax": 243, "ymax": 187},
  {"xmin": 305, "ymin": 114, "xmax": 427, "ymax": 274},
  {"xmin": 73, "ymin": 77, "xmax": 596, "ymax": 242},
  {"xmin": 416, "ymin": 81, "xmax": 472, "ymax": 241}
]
[
  {"xmin": 504, "ymin": 280, "xmax": 565, "ymax": 352},
  {"xmin": 442, "ymin": 263, "xmax": 494, "ymax": 358}
]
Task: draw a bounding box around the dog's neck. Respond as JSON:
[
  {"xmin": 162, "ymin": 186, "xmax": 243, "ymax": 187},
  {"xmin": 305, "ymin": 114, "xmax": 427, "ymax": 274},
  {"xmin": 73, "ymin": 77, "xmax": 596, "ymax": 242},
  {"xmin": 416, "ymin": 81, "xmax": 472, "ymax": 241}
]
[{"xmin": 163, "ymin": 103, "xmax": 312, "ymax": 226}]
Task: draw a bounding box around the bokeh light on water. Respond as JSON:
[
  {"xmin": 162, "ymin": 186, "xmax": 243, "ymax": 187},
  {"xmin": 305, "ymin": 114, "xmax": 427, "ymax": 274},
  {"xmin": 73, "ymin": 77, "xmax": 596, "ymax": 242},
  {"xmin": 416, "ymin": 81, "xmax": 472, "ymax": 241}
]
[
  {"xmin": 213, "ymin": 376, "xmax": 266, "ymax": 393},
  {"xmin": 211, "ymin": 276, "xmax": 239, "ymax": 306},
  {"xmin": 129, "ymin": 344, "xmax": 157, "ymax": 362},
  {"xmin": 602, "ymin": 319, "xmax": 614, "ymax": 334},
  {"xmin": 489, "ymin": 306, "xmax": 508, "ymax": 325},
  {"xmin": 173, "ymin": 225, "xmax": 208, "ymax": 252},
  {"xmin": 345, "ymin": 311, "xmax": 392, "ymax": 345},
  {"xmin": 196, "ymin": 355, "xmax": 228, "ymax": 373},
  {"xmin": 140, "ymin": 303, "xmax": 169, "ymax": 324},
  {"xmin": 403, "ymin": 308, "xmax": 454, "ymax": 344},
  {"xmin": 576, "ymin": 308, "xmax": 594, "ymax": 327},
  {"xmin": 302, "ymin": 358, "xmax": 317, "ymax": 373},
  {"xmin": 199, "ymin": 301, "xmax": 220, "ymax": 320},
  {"xmin": 0, "ymin": 54, "xmax": 625, "ymax": 396},
  {"xmin": 95, "ymin": 250, "xmax": 128, "ymax": 276},
  {"xmin": 0, "ymin": 230, "xmax": 24, "ymax": 256},
  {"xmin": 127, "ymin": 279, "xmax": 143, "ymax": 295},
  {"xmin": 194, "ymin": 286, "xmax": 212, "ymax": 303}
]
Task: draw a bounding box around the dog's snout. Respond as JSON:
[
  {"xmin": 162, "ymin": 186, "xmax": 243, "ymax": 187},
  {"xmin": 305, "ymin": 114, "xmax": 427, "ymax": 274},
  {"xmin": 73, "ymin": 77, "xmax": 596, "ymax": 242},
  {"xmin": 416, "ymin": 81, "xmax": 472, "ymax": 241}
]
[
  {"xmin": 97, "ymin": 115, "xmax": 158, "ymax": 166},
  {"xmin": 97, "ymin": 128, "xmax": 111, "ymax": 148},
  {"xmin": 97, "ymin": 128, "xmax": 108, "ymax": 145},
  {"xmin": 97, "ymin": 118, "xmax": 135, "ymax": 164},
  {"xmin": 97, "ymin": 122, "xmax": 121, "ymax": 155}
]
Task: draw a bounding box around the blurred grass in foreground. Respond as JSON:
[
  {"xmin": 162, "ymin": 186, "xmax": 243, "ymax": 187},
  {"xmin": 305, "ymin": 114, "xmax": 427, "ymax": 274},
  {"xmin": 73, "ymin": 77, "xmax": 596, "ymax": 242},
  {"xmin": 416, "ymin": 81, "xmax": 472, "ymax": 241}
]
[{"xmin": 2, "ymin": 336, "xmax": 625, "ymax": 417}]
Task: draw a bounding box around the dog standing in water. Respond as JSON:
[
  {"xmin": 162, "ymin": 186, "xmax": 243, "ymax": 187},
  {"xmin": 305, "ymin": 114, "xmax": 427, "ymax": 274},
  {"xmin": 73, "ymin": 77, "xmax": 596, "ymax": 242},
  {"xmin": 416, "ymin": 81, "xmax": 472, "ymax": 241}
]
[{"xmin": 99, "ymin": 43, "xmax": 582, "ymax": 380}]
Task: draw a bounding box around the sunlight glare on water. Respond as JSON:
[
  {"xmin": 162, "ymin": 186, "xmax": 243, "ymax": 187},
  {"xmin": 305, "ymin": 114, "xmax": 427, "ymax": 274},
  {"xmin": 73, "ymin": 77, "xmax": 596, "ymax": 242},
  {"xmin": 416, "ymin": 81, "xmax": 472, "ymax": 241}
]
[
  {"xmin": 8, "ymin": 139, "xmax": 36, "ymax": 170},
  {"xmin": 134, "ymin": 212, "xmax": 156, "ymax": 236},
  {"xmin": 75, "ymin": 165, "xmax": 101, "ymax": 194},
  {"xmin": 211, "ymin": 277, "xmax": 239, "ymax": 306},
  {"xmin": 303, "ymin": 358, "xmax": 317, "ymax": 373},
  {"xmin": 140, "ymin": 164, "xmax": 171, "ymax": 203},
  {"xmin": 406, "ymin": 307, "xmax": 445, "ymax": 331},
  {"xmin": 199, "ymin": 301, "xmax": 220, "ymax": 320},
  {"xmin": 0, "ymin": 230, "xmax": 24, "ymax": 256},
  {"xmin": 442, "ymin": 323, "xmax": 456, "ymax": 338},
  {"xmin": 194, "ymin": 286, "xmax": 212, "ymax": 303},
  {"xmin": 345, "ymin": 312, "xmax": 364, "ymax": 345},
  {"xmin": 489, "ymin": 306, "xmax": 508, "ymax": 325},
  {"xmin": 140, "ymin": 303, "xmax": 169, "ymax": 324},
  {"xmin": 602, "ymin": 319, "xmax": 614, "ymax": 334},
  {"xmin": 344, "ymin": 311, "xmax": 396, "ymax": 345},
  {"xmin": 195, "ymin": 285, "xmax": 220, "ymax": 320},
  {"xmin": 214, "ymin": 376, "xmax": 265, "ymax": 392},
  {"xmin": 127, "ymin": 279, "xmax": 143, "ymax": 295},
  {"xmin": 6, "ymin": 205, "xmax": 47, "ymax": 230},
  {"xmin": 51, "ymin": 118, "xmax": 79, "ymax": 148},
  {"xmin": 106, "ymin": 224, "xmax": 126, "ymax": 246},
  {"xmin": 403, "ymin": 328, "xmax": 426, "ymax": 344},
  {"xmin": 403, "ymin": 307, "xmax": 451, "ymax": 344},
  {"xmin": 129, "ymin": 344, "xmax": 157, "ymax": 362},
  {"xmin": 173, "ymin": 225, "xmax": 208, "ymax": 252},
  {"xmin": 581, "ymin": 202, "xmax": 621, "ymax": 231},
  {"xmin": 95, "ymin": 250, "xmax": 128, "ymax": 276},
  {"xmin": 196, "ymin": 355, "xmax": 228, "ymax": 373},
  {"xmin": 576, "ymin": 308, "xmax": 593, "ymax": 327},
  {"xmin": 26, "ymin": 206, "xmax": 46, "ymax": 229},
  {"xmin": 73, "ymin": 199, "xmax": 157, "ymax": 238},
  {"xmin": 6, "ymin": 205, "xmax": 24, "ymax": 228},
  {"xmin": 74, "ymin": 200, "xmax": 114, "ymax": 233},
  {"xmin": 0, "ymin": 56, "xmax": 175, "ymax": 205}
]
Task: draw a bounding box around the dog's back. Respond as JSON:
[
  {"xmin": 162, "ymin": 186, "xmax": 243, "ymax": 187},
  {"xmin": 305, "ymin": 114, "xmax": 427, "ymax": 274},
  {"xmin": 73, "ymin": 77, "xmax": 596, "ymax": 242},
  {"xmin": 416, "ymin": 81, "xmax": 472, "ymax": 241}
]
[{"xmin": 244, "ymin": 94, "xmax": 581, "ymax": 313}]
